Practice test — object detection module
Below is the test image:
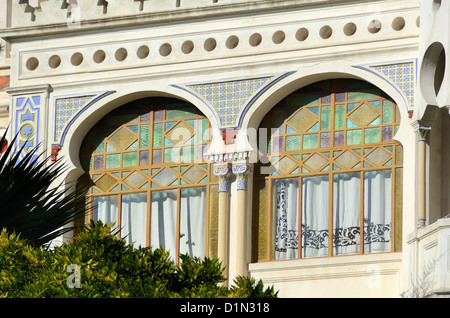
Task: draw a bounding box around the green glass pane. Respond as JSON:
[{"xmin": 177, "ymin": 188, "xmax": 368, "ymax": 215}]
[
  {"xmin": 164, "ymin": 148, "xmax": 179, "ymax": 163},
  {"xmin": 199, "ymin": 118, "xmax": 208, "ymax": 142},
  {"xmin": 105, "ymin": 154, "xmax": 121, "ymax": 169},
  {"xmin": 335, "ymin": 104, "xmax": 345, "ymax": 129},
  {"xmin": 303, "ymin": 134, "xmax": 319, "ymax": 149},
  {"xmin": 181, "ymin": 146, "xmax": 195, "ymax": 162},
  {"xmin": 165, "ymin": 108, "xmax": 197, "ymax": 120},
  {"xmin": 285, "ymin": 135, "xmax": 301, "ymax": 151},
  {"xmin": 347, "ymin": 129, "xmax": 362, "ymax": 145},
  {"xmin": 347, "ymin": 89, "xmax": 380, "ymax": 101},
  {"xmin": 153, "ymin": 123, "xmax": 163, "ymax": 147},
  {"xmin": 127, "ymin": 140, "xmax": 138, "ymax": 150},
  {"xmin": 321, "ymin": 106, "xmax": 330, "ymax": 130},
  {"xmin": 382, "ymin": 100, "xmax": 394, "ymax": 124},
  {"xmin": 364, "ymin": 128, "xmax": 380, "ymax": 144},
  {"xmin": 123, "ymin": 152, "xmax": 137, "ymax": 168},
  {"xmin": 140, "ymin": 124, "xmax": 149, "ymax": 148}
]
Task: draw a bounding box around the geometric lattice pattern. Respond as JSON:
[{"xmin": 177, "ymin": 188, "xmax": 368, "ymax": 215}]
[
  {"xmin": 259, "ymin": 78, "xmax": 402, "ymax": 177},
  {"xmin": 53, "ymin": 91, "xmax": 114, "ymax": 145},
  {"xmin": 188, "ymin": 77, "xmax": 272, "ymax": 127},
  {"xmin": 369, "ymin": 60, "xmax": 416, "ymax": 110},
  {"xmin": 54, "ymin": 95, "xmax": 96, "ymax": 143}
]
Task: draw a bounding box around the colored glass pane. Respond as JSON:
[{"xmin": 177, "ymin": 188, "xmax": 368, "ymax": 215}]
[
  {"xmin": 140, "ymin": 124, "xmax": 150, "ymax": 148},
  {"xmin": 152, "ymin": 149, "xmax": 162, "ymax": 164},
  {"xmin": 364, "ymin": 127, "xmax": 380, "ymax": 144},
  {"xmin": 95, "ymin": 174, "xmax": 118, "ymax": 192},
  {"xmin": 140, "ymin": 150, "xmax": 149, "ymax": 165},
  {"xmin": 303, "ymin": 134, "xmax": 318, "ymax": 149},
  {"xmin": 272, "ymin": 136, "xmax": 283, "ymax": 153},
  {"xmin": 347, "ymin": 89, "xmax": 380, "ymax": 101},
  {"xmin": 335, "ymin": 150, "xmax": 359, "ymax": 169},
  {"xmin": 167, "ymin": 121, "xmax": 194, "ymax": 144},
  {"xmin": 382, "ymin": 100, "xmax": 394, "ymax": 124},
  {"xmin": 165, "ymin": 108, "xmax": 197, "ymax": 120},
  {"xmin": 94, "ymin": 155, "xmax": 103, "ymax": 170},
  {"xmin": 153, "ymin": 168, "xmax": 176, "ymax": 186},
  {"xmin": 199, "ymin": 118, "xmax": 208, "ymax": 142},
  {"xmin": 164, "ymin": 148, "xmax": 179, "ymax": 163},
  {"xmin": 123, "ymin": 171, "xmax": 147, "ymax": 189},
  {"xmin": 285, "ymin": 135, "xmax": 301, "ymax": 151},
  {"xmin": 347, "ymin": 129, "xmax": 362, "ymax": 145},
  {"xmin": 348, "ymin": 102, "xmax": 379, "ymax": 127},
  {"xmin": 304, "ymin": 153, "xmax": 328, "ymax": 171},
  {"xmin": 320, "ymin": 132, "xmax": 330, "ymax": 148},
  {"xmin": 154, "ymin": 110, "xmax": 164, "ymax": 121},
  {"xmin": 334, "ymin": 104, "xmax": 345, "ymax": 129},
  {"xmin": 320, "ymin": 106, "xmax": 330, "ymax": 130},
  {"xmin": 276, "ymin": 156, "xmax": 297, "ymax": 174},
  {"xmin": 153, "ymin": 123, "xmax": 163, "ymax": 147},
  {"xmin": 366, "ymin": 148, "xmax": 391, "ymax": 166},
  {"xmin": 108, "ymin": 127, "xmax": 137, "ymax": 151},
  {"xmin": 123, "ymin": 152, "xmax": 138, "ymax": 167},
  {"xmin": 105, "ymin": 154, "xmax": 121, "ymax": 169},
  {"xmin": 181, "ymin": 146, "xmax": 195, "ymax": 162},
  {"xmin": 334, "ymin": 131, "xmax": 344, "ymax": 147},
  {"xmin": 288, "ymin": 108, "xmax": 317, "ymax": 132},
  {"xmin": 183, "ymin": 166, "xmax": 206, "ymax": 183}
]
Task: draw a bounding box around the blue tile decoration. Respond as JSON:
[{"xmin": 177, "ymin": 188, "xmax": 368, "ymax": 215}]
[
  {"xmin": 354, "ymin": 59, "xmax": 417, "ymax": 114},
  {"xmin": 172, "ymin": 72, "xmax": 295, "ymax": 129},
  {"xmin": 53, "ymin": 91, "xmax": 115, "ymax": 145},
  {"xmin": 15, "ymin": 95, "xmax": 40, "ymax": 162}
]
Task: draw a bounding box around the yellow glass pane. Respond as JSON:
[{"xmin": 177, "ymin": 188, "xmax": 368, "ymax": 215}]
[
  {"xmin": 304, "ymin": 153, "xmax": 328, "ymax": 171},
  {"xmin": 123, "ymin": 171, "xmax": 147, "ymax": 189},
  {"xmin": 287, "ymin": 108, "xmax": 318, "ymax": 132},
  {"xmin": 183, "ymin": 165, "xmax": 206, "ymax": 183},
  {"xmin": 276, "ymin": 156, "xmax": 297, "ymax": 174},
  {"xmin": 108, "ymin": 127, "xmax": 137, "ymax": 151},
  {"xmin": 335, "ymin": 150, "xmax": 359, "ymax": 169},
  {"xmin": 167, "ymin": 121, "xmax": 194, "ymax": 144},
  {"xmin": 95, "ymin": 174, "xmax": 118, "ymax": 192},
  {"xmin": 348, "ymin": 102, "xmax": 379, "ymax": 127},
  {"xmin": 366, "ymin": 147, "xmax": 391, "ymax": 166}
]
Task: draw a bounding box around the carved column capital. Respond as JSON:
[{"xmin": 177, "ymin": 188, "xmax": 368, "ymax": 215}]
[
  {"xmin": 214, "ymin": 163, "xmax": 232, "ymax": 192},
  {"xmin": 232, "ymin": 162, "xmax": 253, "ymax": 190},
  {"xmin": 412, "ymin": 120, "xmax": 432, "ymax": 141}
]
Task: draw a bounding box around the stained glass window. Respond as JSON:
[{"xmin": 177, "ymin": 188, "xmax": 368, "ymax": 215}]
[
  {"xmin": 79, "ymin": 98, "xmax": 216, "ymax": 262},
  {"xmin": 254, "ymin": 79, "xmax": 403, "ymax": 262}
]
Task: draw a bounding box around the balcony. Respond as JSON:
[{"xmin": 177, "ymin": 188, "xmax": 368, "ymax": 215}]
[{"xmin": 406, "ymin": 217, "xmax": 450, "ymax": 297}]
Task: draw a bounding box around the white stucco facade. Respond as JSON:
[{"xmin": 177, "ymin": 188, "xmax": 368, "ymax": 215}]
[{"xmin": 1, "ymin": 0, "xmax": 449, "ymax": 298}]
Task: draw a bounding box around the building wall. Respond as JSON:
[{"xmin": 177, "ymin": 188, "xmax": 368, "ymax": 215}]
[{"xmin": 1, "ymin": 0, "xmax": 431, "ymax": 297}]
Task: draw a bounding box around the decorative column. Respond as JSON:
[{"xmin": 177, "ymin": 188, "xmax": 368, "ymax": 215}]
[
  {"xmin": 232, "ymin": 161, "xmax": 252, "ymax": 277},
  {"xmin": 413, "ymin": 121, "xmax": 431, "ymax": 228},
  {"xmin": 213, "ymin": 163, "xmax": 232, "ymax": 284}
]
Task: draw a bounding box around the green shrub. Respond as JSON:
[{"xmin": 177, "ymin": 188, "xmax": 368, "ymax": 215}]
[{"xmin": 0, "ymin": 221, "xmax": 278, "ymax": 298}]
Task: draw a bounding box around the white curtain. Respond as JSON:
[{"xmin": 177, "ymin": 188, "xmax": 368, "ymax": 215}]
[
  {"xmin": 180, "ymin": 187, "xmax": 206, "ymax": 258},
  {"xmin": 333, "ymin": 172, "xmax": 361, "ymax": 256},
  {"xmin": 302, "ymin": 176, "xmax": 329, "ymax": 258},
  {"xmin": 273, "ymin": 178, "xmax": 299, "ymax": 260},
  {"xmin": 92, "ymin": 195, "xmax": 119, "ymax": 232},
  {"xmin": 364, "ymin": 170, "xmax": 392, "ymax": 253},
  {"xmin": 121, "ymin": 192, "xmax": 147, "ymax": 248},
  {"xmin": 151, "ymin": 189, "xmax": 178, "ymax": 260}
]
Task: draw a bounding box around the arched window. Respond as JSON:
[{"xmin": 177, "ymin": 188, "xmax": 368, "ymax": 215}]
[
  {"xmin": 253, "ymin": 79, "xmax": 403, "ymax": 261},
  {"xmin": 79, "ymin": 97, "xmax": 218, "ymax": 261}
]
